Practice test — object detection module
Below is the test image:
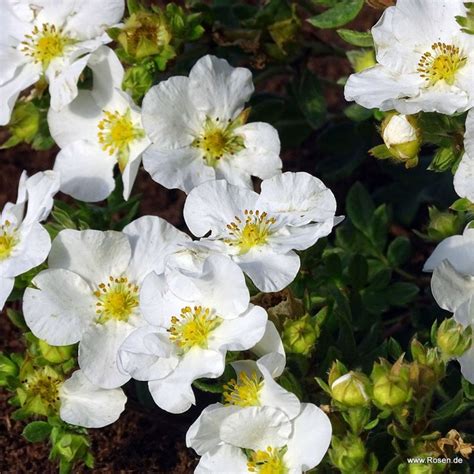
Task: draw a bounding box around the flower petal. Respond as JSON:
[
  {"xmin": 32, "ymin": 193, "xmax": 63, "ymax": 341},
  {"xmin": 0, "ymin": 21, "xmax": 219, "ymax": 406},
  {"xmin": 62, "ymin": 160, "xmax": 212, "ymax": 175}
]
[
  {"xmin": 0, "ymin": 276, "xmax": 14, "ymax": 311},
  {"xmin": 59, "ymin": 370, "xmax": 127, "ymax": 428},
  {"xmin": 195, "ymin": 445, "xmax": 248, "ymax": 474},
  {"xmin": 23, "ymin": 268, "xmax": 95, "ymax": 345}
]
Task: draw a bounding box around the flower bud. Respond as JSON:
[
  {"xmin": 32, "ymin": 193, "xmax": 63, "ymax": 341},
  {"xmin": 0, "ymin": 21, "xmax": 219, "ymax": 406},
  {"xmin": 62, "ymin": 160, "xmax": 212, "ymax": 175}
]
[
  {"xmin": 425, "ymin": 207, "xmax": 465, "ymax": 242},
  {"xmin": 1, "ymin": 102, "xmax": 40, "ymax": 148},
  {"xmin": 328, "ymin": 360, "xmax": 348, "ymax": 386},
  {"xmin": 437, "ymin": 318, "xmax": 472, "ymax": 360},
  {"xmin": 329, "ymin": 434, "xmax": 367, "ymax": 472},
  {"xmin": 282, "ymin": 314, "xmax": 318, "ymax": 356},
  {"xmin": 371, "ymin": 360, "xmax": 411, "ymax": 409},
  {"xmin": 381, "ymin": 113, "xmax": 421, "ymax": 167},
  {"xmin": 347, "ymin": 49, "xmax": 376, "ymax": 73},
  {"xmin": 38, "ymin": 339, "xmax": 75, "ymax": 364},
  {"xmin": 331, "ymin": 372, "xmax": 371, "ymax": 407},
  {"xmin": 123, "ymin": 65, "xmax": 154, "ymax": 102}
]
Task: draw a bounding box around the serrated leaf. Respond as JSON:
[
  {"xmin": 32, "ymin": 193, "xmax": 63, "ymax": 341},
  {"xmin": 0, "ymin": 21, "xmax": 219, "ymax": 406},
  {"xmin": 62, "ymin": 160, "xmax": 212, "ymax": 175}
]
[{"xmin": 308, "ymin": 0, "xmax": 364, "ymax": 29}]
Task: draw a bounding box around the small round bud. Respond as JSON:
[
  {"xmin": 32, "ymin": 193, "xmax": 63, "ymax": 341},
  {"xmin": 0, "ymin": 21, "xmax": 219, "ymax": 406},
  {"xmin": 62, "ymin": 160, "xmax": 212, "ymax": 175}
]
[
  {"xmin": 39, "ymin": 340, "xmax": 75, "ymax": 364},
  {"xmin": 437, "ymin": 318, "xmax": 472, "ymax": 360},
  {"xmin": 381, "ymin": 113, "xmax": 421, "ymax": 167},
  {"xmin": 331, "ymin": 372, "xmax": 371, "ymax": 407},
  {"xmin": 426, "ymin": 206, "xmax": 465, "ymax": 242},
  {"xmin": 282, "ymin": 314, "xmax": 318, "ymax": 356},
  {"xmin": 329, "ymin": 434, "xmax": 367, "ymax": 471}
]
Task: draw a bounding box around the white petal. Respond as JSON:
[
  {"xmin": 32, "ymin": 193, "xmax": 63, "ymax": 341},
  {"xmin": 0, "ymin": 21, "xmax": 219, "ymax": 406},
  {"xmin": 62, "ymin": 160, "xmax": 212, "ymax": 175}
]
[
  {"xmin": 454, "ymin": 151, "xmax": 474, "ymax": 202},
  {"xmin": 458, "ymin": 345, "xmax": 474, "ymax": 384},
  {"xmin": 148, "ymin": 347, "xmax": 225, "ymax": 413},
  {"xmin": 48, "ymin": 229, "xmax": 131, "ymax": 285},
  {"xmin": 0, "ymin": 276, "xmax": 14, "ymax": 311},
  {"xmin": 121, "ymin": 155, "xmax": 141, "ymax": 201},
  {"xmin": 464, "ymin": 109, "xmax": 474, "ymax": 158},
  {"xmin": 184, "ymin": 180, "xmax": 259, "ymax": 237},
  {"xmin": 142, "ymin": 76, "xmax": 200, "ymax": 147},
  {"xmin": 423, "ymin": 227, "xmax": 474, "ymax": 274},
  {"xmin": 235, "ymin": 248, "xmax": 300, "ymax": 292},
  {"xmin": 63, "ymin": 0, "xmax": 125, "ymax": 40},
  {"xmin": 209, "ymin": 304, "xmax": 267, "ymax": 352},
  {"xmin": 214, "ymin": 159, "xmax": 253, "ymax": 189},
  {"xmin": 251, "ymin": 322, "xmax": 286, "ymax": 376},
  {"xmin": 259, "ymin": 172, "xmax": 337, "ymax": 226},
  {"xmin": 23, "ymin": 170, "xmax": 60, "ymax": 224},
  {"xmin": 122, "ymin": 215, "xmax": 191, "ymax": 284},
  {"xmin": 230, "ymin": 122, "xmax": 282, "ymax": 179},
  {"xmin": 186, "ymin": 403, "xmax": 241, "ymax": 455},
  {"xmin": 59, "ymin": 370, "xmax": 127, "ymax": 428},
  {"xmin": 142, "ymin": 145, "xmax": 215, "ymax": 193},
  {"xmin": 53, "ymin": 141, "xmax": 116, "ymax": 202},
  {"xmin": 48, "ymin": 54, "xmax": 91, "ymax": 111},
  {"xmin": 0, "ymin": 63, "xmax": 40, "ymax": 126},
  {"xmin": 189, "ymin": 55, "xmax": 254, "ymax": 120},
  {"xmin": 398, "ymin": 86, "xmax": 469, "ymax": 115},
  {"xmin": 0, "ymin": 223, "xmax": 50, "ymax": 278},
  {"xmin": 284, "ymin": 403, "xmax": 332, "ymax": 471},
  {"xmin": 23, "ymin": 268, "xmax": 95, "ymax": 345},
  {"xmin": 0, "ymin": 48, "xmax": 27, "ymax": 86},
  {"xmin": 219, "ymin": 406, "xmax": 292, "ymax": 450},
  {"xmin": 431, "ymin": 260, "xmax": 474, "ymax": 312},
  {"xmin": 195, "ymin": 445, "xmax": 248, "ymax": 474},
  {"xmin": 79, "ymin": 320, "xmax": 135, "ymax": 389},
  {"xmin": 118, "ymin": 325, "xmax": 178, "ymax": 381}
]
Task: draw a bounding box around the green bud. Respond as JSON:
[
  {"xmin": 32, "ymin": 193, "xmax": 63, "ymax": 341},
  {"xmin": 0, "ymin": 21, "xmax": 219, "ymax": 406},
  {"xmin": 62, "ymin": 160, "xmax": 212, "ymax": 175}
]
[
  {"xmin": 328, "ymin": 360, "xmax": 348, "ymax": 387},
  {"xmin": 347, "ymin": 49, "xmax": 376, "ymax": 73},
  {"xmin": 1, "ymin": 102, "xmax": 40, "ymax": 148},
  {"xmin": 38, "ymin": 340, "xmax": 75, "ymax": 364},
  {"xmin": 381, "ymin": 113, "xmax": 421, "ymax": 167},
  {"xmin": 425, "ymin": 207, "xmax": 465, "ymax": 242},
  {"xmin": 0, "ymin": 353, "xmax": 18, "ymax": 377},
  {"xmin": 437, "ymin": 318, "xmax": 472, "ymax": 360},
  {"xmin": 371, "ymin": 359, "xmax": 411, "ymax": 409},
  {"xmin": 123, "ymin": 65, "xmax": 154, "ymax": 102},
  {"xmin": 282, "ymin": 314, "xmax": 319, "ymax": 356},
  {"xmin": 330, "ymin": 434, "xmax": 367, "ymax": 472},
  {"xmin": 331, "ymin": 372, "xmax": 371, "ymax": 407}
]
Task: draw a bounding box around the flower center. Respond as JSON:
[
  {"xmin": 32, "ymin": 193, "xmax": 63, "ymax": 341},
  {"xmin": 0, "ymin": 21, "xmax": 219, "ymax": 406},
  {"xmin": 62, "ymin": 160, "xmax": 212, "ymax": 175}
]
[
  {"xmin": 21, "ymin": 367, "xmax": 62, "ymax": 412},
  {"xmin": 94, "ymin": 276, "xmax": 140, "ymax": 324},
  {"xmin": 417, "ymin": 42, "xmax": 467, "ymax": 86},
  {"xmin": 21, "ymin": 23, "xmax": 74, "ymax": 68},
  {"xmin": 97, "ymin": 109, "xmax": 146, "ymax": 171},
  {"xmin": 223, "ymin": 371, "xmax": 263, "ymax": 407},
  {"xmin": 168, "ymin": 306, "xmax": 221, "ymax": 352},
  {"xmin": 247, "ymin": 447, "xmax": 287, "ymax": 474},
  {"xmin": 192, "ymin": 116, "xmax": 245, "ymax": 167},
  {"xmin": 0, "ymin": 221, "xmax": 18, "ymax": 261},
  {"xmin": 225, "ymin": 210, "xmax": 276, "ymax": 254}
]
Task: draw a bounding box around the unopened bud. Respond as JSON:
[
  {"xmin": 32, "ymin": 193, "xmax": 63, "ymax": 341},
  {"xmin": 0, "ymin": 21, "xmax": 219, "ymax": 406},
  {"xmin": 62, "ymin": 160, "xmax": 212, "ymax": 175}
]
[
  {"xmin": 282, "ymin": 314, "xmax": 318, "ymax": 356},
  {"xmin": 371, "ymin": 360, "xmax": 411, "ymax": 408},
  {"xmin": 1, "ymin": 102, "xmax": 40, "ymax": 148},
  {"xmin": 381, "ymin": 113, "xmax": 421, "ymax": 167},
  {"xmin": 39, "ymin": 340, "xmax": 75, "ymax": 364},
  {"xmin": 437, "ymin": 318, "xmax": 472, "ymax": 360},
  {"xmin": 330, "ymin": 434, "xmax": 367, "ymax": 471},
  {"xmin": 426, "ymin": 207, "xmax": 465, "ymax": 242},
  {"xmin": 331, "ymin": 372, "xmax": 371, "ymax": 407}
]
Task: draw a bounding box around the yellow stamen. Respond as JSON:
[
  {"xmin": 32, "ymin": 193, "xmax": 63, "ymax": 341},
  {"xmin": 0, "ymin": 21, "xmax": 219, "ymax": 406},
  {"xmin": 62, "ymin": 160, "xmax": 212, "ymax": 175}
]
[
  {"xmin": 417, "ymin": 42, "xmax": 467, "ymax": 86},
  {"xmin": 223, "ymin": 371, "xmax": 263, "ymax": 407},
  {"xmin": 21, "ymin": 23, "xmax": 75, "ymax": 69},
  {"xmin": 224, "ymin": 210, "xmax": 276, "ymax": 254},
  {"xmin": 94, "ymin": 276, "xmax": 139, "ymax": 324},
  {"xmin": 168, "ymin": 306, "xmax": 221, "ymax": 352},
  {"xmin": 97, "ymin": 109, "xmax": 145, "ymax": 170},
  {"xmin": 192, "ymin": 116, "xmax": 245, "ymax": 167},
  {"xmin": 247, "ymin": 447, "xmax": 287, "ymax": 474},
  {"xmin": 22, "ymin": 367, "xmax": 62, "ymax": 410},
  {"xmin": 0, "ymin": 220, "xmax": 18, "ymax": 261}
]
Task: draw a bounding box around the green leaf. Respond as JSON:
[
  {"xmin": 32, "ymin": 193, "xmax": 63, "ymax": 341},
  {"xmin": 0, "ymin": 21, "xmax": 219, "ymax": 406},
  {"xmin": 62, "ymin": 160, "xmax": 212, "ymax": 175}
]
[
  {"xmin": 337, "ymin": 28, "xmax": 373, "ymax": 47},
  {"xmin": 387, "ymin": 236, "xmax": 411, "ymax": 266},
  {"xmin": 346, "ymin": 182, "xmax": 375, "ymax": 235},
  {"xmin": 428, "ymin": 146, "xmax": 460, "ymax": 172},
  {"xmin": 369, "ymin": 204, "xmax": 389, "ymax": 250},
  {"xmin": 22, "ymin": 421, "xmax": 52, "ymax": 443},
  {"xmin": 344, "ymin": 103, "xmax": 373, "ymax": 122},
  {"xmin": 369, "ymin": 144, "xmax": 392, "ymax": 160},
  {"xmin": 451, "ymin": 197, "xmax": 474, "ymax": 212},
  {"xmin": 308, "ymin": 0, "xmax": 364, "ymax": 29},
  {"xmin": 296, "ymin": 72, "xmax": 327, "ymax": 129},
  {"xmin": 385, "ymin": 282, "xmax": 419, "ymax": 306},
  {"xmin": 348, "ymin": 254, "xmax": 368, "ymax": 289}
]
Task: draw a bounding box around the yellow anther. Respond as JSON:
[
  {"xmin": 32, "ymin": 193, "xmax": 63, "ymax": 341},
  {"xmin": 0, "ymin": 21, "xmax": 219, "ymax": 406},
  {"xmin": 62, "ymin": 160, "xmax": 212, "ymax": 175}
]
[{"xmin": 223, "ymin": 371, "xmax": 263, "ymax": 407}]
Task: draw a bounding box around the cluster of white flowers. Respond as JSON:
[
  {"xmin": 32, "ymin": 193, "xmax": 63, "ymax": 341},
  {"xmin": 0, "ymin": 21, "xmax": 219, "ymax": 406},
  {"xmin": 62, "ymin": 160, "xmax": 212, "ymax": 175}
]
[
  {"xmin": 344, "ymin": 0, "xmax": 474, "ymax": 384},
  {"xmin": 1, "ymin": 1, "xmax": 339, "ymax": 469}
]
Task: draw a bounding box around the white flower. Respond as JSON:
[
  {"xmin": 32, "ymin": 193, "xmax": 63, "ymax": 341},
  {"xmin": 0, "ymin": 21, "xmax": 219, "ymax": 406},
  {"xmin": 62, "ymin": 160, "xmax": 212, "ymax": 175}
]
[
  {"xmin": 193, "ymin": 403, "xmax": 332, "ymax": 474},
  {"xmin": 424, "ymin": 225, "xmax": 474, "ymax": 382},
  {"xmin": 23, "ymin": 216, "xmax": 190, "ymax": 389},
  {"xmin": 141, "ymin": 54, "xmax": 282, "ymax": 193},
  {"xmin": 59, "ymin": 370, "xmax": 126, "ymax": 428},
  {"xmin": 345, "ymin": 0, "xmax": 474, "ymax": 114},
  {"xmin": 0, "ymin": 0, "xmax": 125, "ymax": 125},
  {"xmin": 0, "ymin": 170, "xmax": 59, "ymax": 310},
  {"xmin": 48, "ymin": 46, "xmax": 150, "ymax": 202},
  {"xmin": 454, "ymin": 109, "xmax": 474, "ymax": 202},
  {"xmin": 183, "ymin": 172, "xmax": 340, "ymax": 292},
  {"xmin": 186, "ymin": 352, "xmax": 299, "ymax": 456},
  {"xmin": 118, "ymin": 254, "xmax": 268, "ymax": 413}
]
